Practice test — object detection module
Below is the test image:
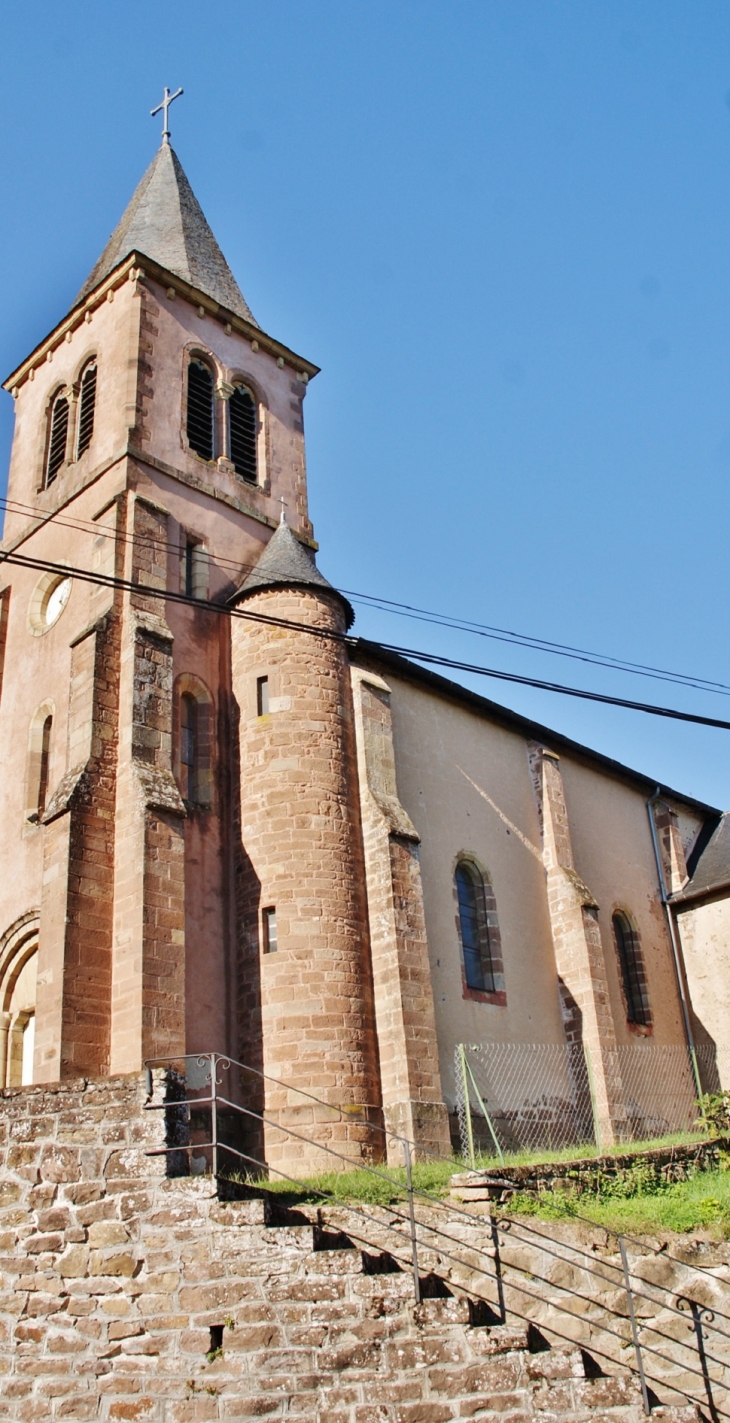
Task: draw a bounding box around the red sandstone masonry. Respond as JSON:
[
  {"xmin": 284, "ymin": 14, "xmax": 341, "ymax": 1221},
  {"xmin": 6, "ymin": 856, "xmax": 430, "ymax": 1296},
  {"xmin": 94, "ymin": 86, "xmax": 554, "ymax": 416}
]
[
  {"xmin": 350, "ymin": 668, "xmax": 450, "ymax": 1162},
  {"xmin": 232, "ymin": 586, "xmax": 382, "ymax": 1172}
]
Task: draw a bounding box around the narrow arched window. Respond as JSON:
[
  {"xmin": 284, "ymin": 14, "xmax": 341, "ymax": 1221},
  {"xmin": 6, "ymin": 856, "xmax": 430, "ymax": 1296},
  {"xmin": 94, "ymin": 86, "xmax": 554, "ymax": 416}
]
[
  {"xmin": 229, "ymin": 385, "xmax": 258, "ymax": 482},
  {"xmin": 456, "ymin": 860, "xmax": 496, "ymax": 993},
  {"xmin": 76, "ymin": 360, "xmax": 97, "ymax": 457},
  {"xmin": 187, "ymin": 359, "xmax": 215, "ymax": 461},
  {"xmin": 37, "ymin": 715, "xmax": 52, "ymax": 819},
  {"xmin": 612, "ymin": 911, "xmax": 651, "ymax": 1027},
  {"xmin": 175, "ymin": 677, "xmax": 213, "ymax": 809},
  {"xmin": 180, "ymin": 693, "xmax": 197, "ymax": 804},
  {"xmin": 45, "ymin": 392, "xmax": 69, "ymax": 487}
]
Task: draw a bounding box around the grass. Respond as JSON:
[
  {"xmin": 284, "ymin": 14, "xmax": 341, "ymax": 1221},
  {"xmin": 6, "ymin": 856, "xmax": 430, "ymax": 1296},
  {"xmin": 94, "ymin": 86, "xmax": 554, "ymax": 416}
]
[
  {"xmin": 224, "ymin": 1132, "xmax": 730, "ymax": 1237},
  {"xmin": 509, "ymin": 1167, "xmax": 730, "ymax": 1236}
]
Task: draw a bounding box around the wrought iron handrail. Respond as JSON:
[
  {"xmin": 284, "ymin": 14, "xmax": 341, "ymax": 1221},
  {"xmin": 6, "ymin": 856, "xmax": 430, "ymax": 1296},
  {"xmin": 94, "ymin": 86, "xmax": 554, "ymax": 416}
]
[{"xmin": 143, "ymin": 1051, "xmax": 729, "ymax": 1420}]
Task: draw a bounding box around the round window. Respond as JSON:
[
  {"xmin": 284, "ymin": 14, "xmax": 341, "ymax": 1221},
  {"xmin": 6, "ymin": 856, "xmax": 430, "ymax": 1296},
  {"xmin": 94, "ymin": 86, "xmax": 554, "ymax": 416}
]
[{"xmin": 28, "ymin": 572, "xmax": 72, "ymax": 635}]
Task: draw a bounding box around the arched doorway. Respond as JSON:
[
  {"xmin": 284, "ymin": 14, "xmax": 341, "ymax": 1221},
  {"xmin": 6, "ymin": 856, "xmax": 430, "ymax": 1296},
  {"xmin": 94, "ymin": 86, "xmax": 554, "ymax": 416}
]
[{"xmin": 0, "ymin": 912, "xmax": 39, "ymax": 1087}]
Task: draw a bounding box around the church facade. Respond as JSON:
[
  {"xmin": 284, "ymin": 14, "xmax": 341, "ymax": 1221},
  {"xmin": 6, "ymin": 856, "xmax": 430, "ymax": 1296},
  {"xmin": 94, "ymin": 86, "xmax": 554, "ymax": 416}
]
[{"xmin": 0, "ymin": 141, "xmax": 727, "ymax": 1169}]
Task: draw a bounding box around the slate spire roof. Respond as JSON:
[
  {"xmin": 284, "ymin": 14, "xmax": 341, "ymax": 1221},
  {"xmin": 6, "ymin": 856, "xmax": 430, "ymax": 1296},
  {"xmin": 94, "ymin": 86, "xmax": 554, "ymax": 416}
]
[
  {"xmin": 230, "ymin": 522, "xmax": 354, "ymax": 629},
  {"xmin": 74, "ymin": 143, "xmax": 258, "ymax": 325}
]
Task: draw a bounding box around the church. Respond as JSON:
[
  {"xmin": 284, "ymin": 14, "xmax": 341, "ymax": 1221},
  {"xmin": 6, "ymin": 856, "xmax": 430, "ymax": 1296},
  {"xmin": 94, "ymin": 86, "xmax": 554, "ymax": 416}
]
[{"xmin": 0, "ymin": 131, "xmax": 728, "ymax": 1170}]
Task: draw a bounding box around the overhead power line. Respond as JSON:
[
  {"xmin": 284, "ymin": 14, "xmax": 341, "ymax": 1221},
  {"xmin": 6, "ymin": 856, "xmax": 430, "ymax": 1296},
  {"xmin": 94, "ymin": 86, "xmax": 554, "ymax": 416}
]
[
  {"xmin": 1, "ymin": 491, "xmax": 727, "ymax": 699},
  {"xmin": 2, "ymin": 546, "xmax": 730, "ymax": 733}
]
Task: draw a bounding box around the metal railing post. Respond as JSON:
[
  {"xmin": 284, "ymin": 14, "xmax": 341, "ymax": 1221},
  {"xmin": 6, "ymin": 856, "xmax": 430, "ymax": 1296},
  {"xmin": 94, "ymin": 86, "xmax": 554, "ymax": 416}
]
[
  {"xmin": 403, "ymin": 1138, "xmax": 421, "ymax": 1304},
  {"xmin": 210, "ymin": 1053, "xmax": 218, "ymax": 1180},
  {"xmin": 618, "ymin": 1236, "xmax": 651, "ymax": 1416},
  {"xmin": 677, "ymin": 1296, "xmax": 718, "ymax": 1423}
]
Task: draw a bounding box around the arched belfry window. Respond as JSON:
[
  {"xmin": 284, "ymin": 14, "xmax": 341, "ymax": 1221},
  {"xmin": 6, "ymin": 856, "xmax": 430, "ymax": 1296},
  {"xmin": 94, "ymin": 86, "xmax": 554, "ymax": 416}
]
[
  {"xmin": 612, "ymin": 911, "xmax": 651, "ymax": 1028},
  {"xmin": 175, "ymin": 676, "xmax": 213, "ymax": 809},
  {"xmin": 45, "ymin": 390, "xmax": 69, "ymax": 487},
  {"xmin": 187, "ymin": 359, "xmax": 215, "ymax": 461},
  {"xmin": 76, "ymin": 360, "xmax": 97, "ymax": 457},
  {"xmin": 456, "ymin": 860, "xmax": 497, "ymax": 994},
  {"xmin": 229, "ymin": 384, "xmax": 258, "ymax": 483}
]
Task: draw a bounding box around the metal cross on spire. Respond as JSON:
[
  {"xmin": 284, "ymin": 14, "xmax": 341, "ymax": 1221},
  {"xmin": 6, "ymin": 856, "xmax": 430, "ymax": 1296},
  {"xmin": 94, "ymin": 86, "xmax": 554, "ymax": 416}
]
[
  {"xmin": 279, "ymin": 497, "xmax": 288, "ymax": 527},
  {"xmin": 151, "ymin": 86, "xmax": 184, "ymax": 145}
]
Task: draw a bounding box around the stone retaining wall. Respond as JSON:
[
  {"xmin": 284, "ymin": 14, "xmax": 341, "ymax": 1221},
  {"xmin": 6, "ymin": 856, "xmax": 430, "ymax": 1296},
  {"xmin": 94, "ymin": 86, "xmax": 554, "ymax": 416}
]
[
  {"xmin": 450, "ymin": 1136, "xmax": 730, "ymax": 1202},
  {"xmin": 0, "ymin": 1074, "xmax": 725, "ymax": 1421}
]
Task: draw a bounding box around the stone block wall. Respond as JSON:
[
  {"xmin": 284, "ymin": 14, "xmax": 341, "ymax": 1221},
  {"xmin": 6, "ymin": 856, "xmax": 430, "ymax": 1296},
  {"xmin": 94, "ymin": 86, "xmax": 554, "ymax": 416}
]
[{"xmin": 0, "ymin": 1074, "xmax": 726, "ymax": 1420}]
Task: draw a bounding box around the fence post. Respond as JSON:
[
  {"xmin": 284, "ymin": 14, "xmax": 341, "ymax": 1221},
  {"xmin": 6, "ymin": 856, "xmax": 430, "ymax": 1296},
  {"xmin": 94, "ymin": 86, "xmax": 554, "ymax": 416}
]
[
  {"xmin": 459, "ymin": 1044, "xmax": 476, "ymax": 1168},
  {"xmin": 403, "ymin": 1138, "xmax": 421, "ymax": 1305},
  {"xmin": 583, "ymin": 1043, "xmax": 601, "ymax": 1151},
  {"xmin": 210, "ymin": 1053, "xmax": 218, "ymax": 1180},
  {"xmin": 618, "ymin": 1236, "xmax": 650, "ymax": 1416}
]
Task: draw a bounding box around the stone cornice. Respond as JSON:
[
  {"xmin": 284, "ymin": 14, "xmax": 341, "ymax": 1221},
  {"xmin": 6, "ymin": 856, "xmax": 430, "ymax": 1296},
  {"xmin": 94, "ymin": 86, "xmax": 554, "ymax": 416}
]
[
  {"xmin": 3, "ymin": 252, "xmax": 320, "ymax": 394},
  {"xmin": 0, "ymin": 443, "xmax": 319, "ymax": 558}
]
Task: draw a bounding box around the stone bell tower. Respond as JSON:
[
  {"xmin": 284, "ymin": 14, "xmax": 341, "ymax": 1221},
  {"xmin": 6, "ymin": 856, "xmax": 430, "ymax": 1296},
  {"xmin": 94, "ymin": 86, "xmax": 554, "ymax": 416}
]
[
  {"xmin": 0, "ymin": 130, "xmax": 448, "ymax": 1172},
  {"xmin": 0, "ymin": 136, "xmax": 319, "ymax": 1088}
]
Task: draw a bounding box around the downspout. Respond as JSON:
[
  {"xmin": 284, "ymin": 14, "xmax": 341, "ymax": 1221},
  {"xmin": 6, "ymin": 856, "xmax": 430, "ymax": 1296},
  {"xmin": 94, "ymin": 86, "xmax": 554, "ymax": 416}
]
[{"xmin": 646, "ymin": 788, "xmax": 703, "ymax": 1101}]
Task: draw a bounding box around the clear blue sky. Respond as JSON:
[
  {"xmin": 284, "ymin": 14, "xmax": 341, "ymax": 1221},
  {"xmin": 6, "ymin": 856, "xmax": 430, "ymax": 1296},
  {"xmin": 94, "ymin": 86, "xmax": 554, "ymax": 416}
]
[{"xmin": 2, "ymin": 2, "xmax": 730, "ymax": 807}]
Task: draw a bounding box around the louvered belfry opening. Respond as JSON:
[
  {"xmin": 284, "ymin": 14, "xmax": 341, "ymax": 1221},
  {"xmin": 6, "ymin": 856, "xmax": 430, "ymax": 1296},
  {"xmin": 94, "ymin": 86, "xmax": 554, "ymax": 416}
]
[
  {"xmin": 76, "ymin": 361, "xmax": 97, "ymax": 457},
  {"xmin": 45, "ymin": 393, "xmax": 69, "ymax": 487},
  {"xmin": 229, "ymin": 384, "xmax": 258, "ymax": 482},
  {"xmin": 187, "ymin": 359, "xmax": 215, "ymax": 461}
]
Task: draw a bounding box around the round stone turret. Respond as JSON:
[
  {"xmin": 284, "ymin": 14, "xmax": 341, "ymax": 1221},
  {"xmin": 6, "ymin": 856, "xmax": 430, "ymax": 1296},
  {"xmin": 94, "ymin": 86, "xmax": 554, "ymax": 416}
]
[{"xmin": 229, "ymin": 525, "xmax": 382, "ymax": 1174}]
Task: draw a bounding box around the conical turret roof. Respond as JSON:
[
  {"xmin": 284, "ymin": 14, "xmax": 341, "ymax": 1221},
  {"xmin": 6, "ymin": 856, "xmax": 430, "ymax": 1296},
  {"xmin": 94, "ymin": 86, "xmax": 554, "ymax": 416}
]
[
  {"xmin": 230, "ymin": 523, "xmax": 354, "ymax": 628},
  {"xmin": 74, "ymin": 144, "xmax": 258, "ymax": 324}
]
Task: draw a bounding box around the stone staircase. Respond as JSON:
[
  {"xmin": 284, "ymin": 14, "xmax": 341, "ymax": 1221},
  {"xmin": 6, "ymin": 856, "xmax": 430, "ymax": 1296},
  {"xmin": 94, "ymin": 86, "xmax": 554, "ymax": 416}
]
[
  {"xmin": 172, "ymin": 1193, "xmax": 699, "ymax": 1422},
  {"xmin": 0, "ymin": 1075, "xmax": 722, "ymax": 1422}
]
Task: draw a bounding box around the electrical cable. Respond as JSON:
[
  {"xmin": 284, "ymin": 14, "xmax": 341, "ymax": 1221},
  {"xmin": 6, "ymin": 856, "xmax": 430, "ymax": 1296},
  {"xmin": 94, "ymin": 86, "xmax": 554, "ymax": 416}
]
[
  {"xmin": 2, "ymin": 545, "xmax": 730, "ymax": 732},
  {"xmin": 1, "ymin": 490, "xmax": 727, "ymax": 698}
]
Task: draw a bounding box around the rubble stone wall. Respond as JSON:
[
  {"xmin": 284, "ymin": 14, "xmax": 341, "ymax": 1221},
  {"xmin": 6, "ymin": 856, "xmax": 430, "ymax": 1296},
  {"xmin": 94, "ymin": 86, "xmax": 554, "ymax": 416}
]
[{"xmin": 0, "ymin": 1074, "xmax": 726, "ymax": 1421}]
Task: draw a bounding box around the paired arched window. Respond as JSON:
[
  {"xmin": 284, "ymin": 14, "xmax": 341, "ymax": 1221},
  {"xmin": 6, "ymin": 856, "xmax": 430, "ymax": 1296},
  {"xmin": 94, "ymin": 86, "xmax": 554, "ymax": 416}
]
[
  {"xmin": 26, "ymin": 705, "xmax": 53, "ymax": 823},
  {"xmin": 175, "ymin": 676, "xmax": 213, "ymax": 809},
  {"xmin": 44, "ymin": 359, "xmax": 98, "ymax": 488},
  {"xmin": 229, "ymin": 384, "xmax": 257, "ymax": 482},
  {"xmin": 612, "ymin": 911, "xmax": 651, "ymax": 1028},
  {"xmin": 76, "ymin": 360, "xmax": 97, "ymax": 457},
  {"xmin": 45, "ymin": 390, "xmax": 69, "ymax": 487},
  {"xmin": 456, "ymin": 860, "xmax": 497, "ymax": 994},
  {"xmin": 185, "ymin": 357, "xmax": 259, "ymax": 482},
  {"xmin": 187, "ymin": 359, "xmax": 215, "ymax": 461}
]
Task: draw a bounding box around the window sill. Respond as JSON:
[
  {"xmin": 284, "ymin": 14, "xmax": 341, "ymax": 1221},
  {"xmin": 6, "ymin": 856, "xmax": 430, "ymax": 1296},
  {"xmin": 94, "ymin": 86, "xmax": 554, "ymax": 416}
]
[
  {"xmin": 627, "ymin": 1020, "xmax": 653, "ymax": 1037},
  {"xmin": 462, "ymin": 987, "xmax": 507, "ymax": 1007}
]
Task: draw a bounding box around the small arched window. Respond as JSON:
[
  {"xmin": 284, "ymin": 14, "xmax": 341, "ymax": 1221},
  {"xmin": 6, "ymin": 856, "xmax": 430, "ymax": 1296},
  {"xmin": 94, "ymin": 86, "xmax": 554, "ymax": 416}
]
[
  {"xmin": 456, "ymin": 860, "xmax": 496, "ymax": 993},
  {"xmin": 45, "ymin": 391, "xmax": 69, "ymax": 487},
  {"xmin": 612, "ymin": 911, "xmax": 651, "ymax": 1028},
  {"xmin": 187, "ymin": 359, "xmax": 215, "ymax": 461},
  {"xmin": 76, "ymin": 360, "xmax": 97, "ymax": 457},
  {"xmin": 26, "ymin": 706, "xmax": 53, "ymax": 823},
  {"xmin": 180, "ymin": 693, "xmax": 198, "ymax": 803},
  {"xmin": 229, "ymin": 385, "xmax": 258, "ymax": 483},
  {"xmin": 175, "ymin": 677, "xmax": 213, "ymax": 809}
]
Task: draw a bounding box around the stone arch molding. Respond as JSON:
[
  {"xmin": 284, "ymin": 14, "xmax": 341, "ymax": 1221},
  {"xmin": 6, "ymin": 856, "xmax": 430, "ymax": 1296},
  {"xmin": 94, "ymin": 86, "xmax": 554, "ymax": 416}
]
[{"xmin": 0, "ymin": 910, "xmax": 39, "ymax": 1087}]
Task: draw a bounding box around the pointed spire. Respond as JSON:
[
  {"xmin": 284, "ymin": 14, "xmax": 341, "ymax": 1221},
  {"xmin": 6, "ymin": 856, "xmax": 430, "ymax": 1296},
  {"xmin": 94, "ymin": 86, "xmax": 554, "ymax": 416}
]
[
  {"xmin": 73, "ymin": 144, "xmax": 258, "ymax": 324},
  {"xmin": 230, "ymin": 523, "xmax": 354, "ymax": 629}
]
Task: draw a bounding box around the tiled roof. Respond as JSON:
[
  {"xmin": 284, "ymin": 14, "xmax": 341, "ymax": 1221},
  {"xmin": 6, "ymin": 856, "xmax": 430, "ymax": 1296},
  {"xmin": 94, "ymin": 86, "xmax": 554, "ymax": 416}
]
[
  {"xmin": 675, "ymin": 811, "xmax": 730, "ymax": 901},
  {"xmin": 73, "ymin": 144, "xmax": 258, "ymax": 324},
  {"xmin": 230, "ymin": 523, "xmax": 354, "ymax": 628}
]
